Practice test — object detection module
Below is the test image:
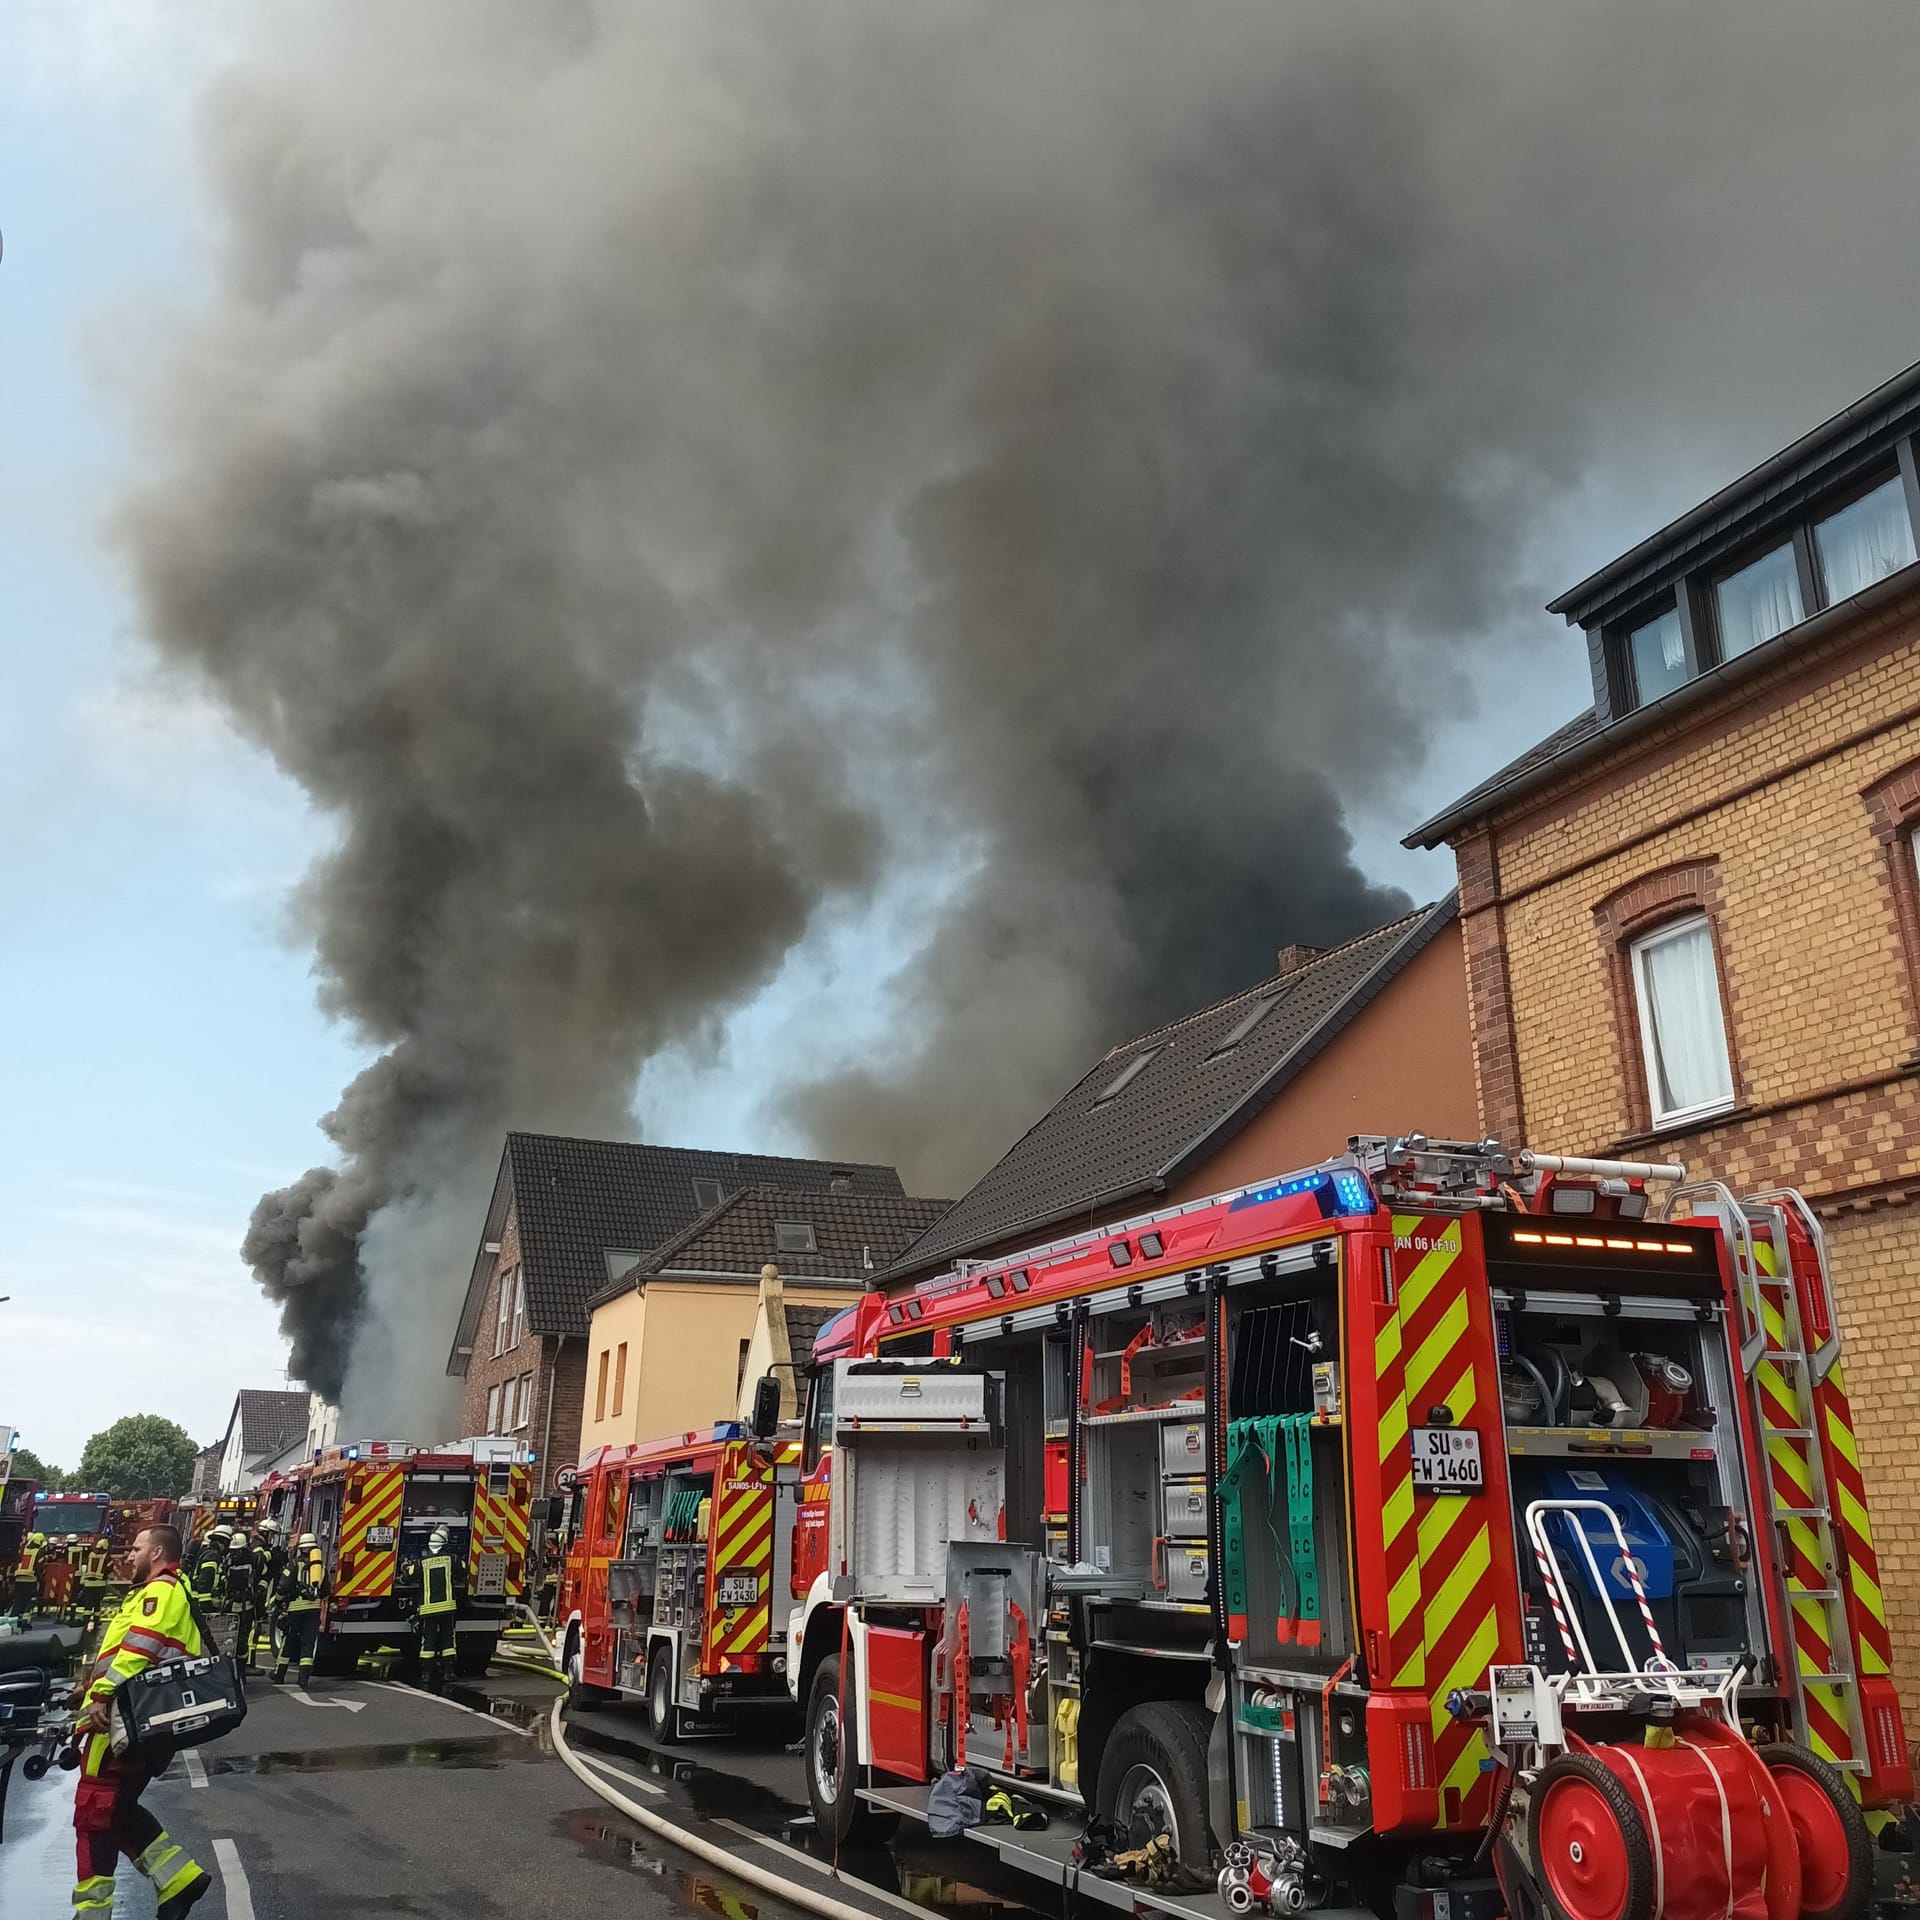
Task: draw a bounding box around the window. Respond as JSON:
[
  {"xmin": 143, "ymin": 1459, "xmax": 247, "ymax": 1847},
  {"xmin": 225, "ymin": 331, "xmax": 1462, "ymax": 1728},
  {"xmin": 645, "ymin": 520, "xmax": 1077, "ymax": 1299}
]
[
  {"xmin": 494, "ymin": 1269, "xmax": 513, "ymax": 1357},
  {"xmin": 611, "ymin": 1342, "xmax": 627, "ymax": 1417},
  {"xmin": 1816, "ymin": 475, "xmax": 1916, "ymax": 601},
  {"xmin": 1211, "ymin": 993, "xmax": 1281, "ymax": 1057},
  {"xmin": 1626, "ymin": 606, "xmax": 1687, "ymax": 705},
  {"xmin": 775, "ymin": 1220, "xmax": 817, "ymax": 1254},
  {"xmin": 1092, "ymin": 1047, "xmax": 1160, "ymax": 1106},
  {"xmin": 508, "ymin": 1269, "xmax": 526, "ymax": 1349},
  {"xmin": 594, "ymin": 1348, "xmax": 610, "ymax": 1423},
  {"xmin": 692, "ymin": 1177, "xmax": 725, "ymax": 1211},
  {"xmin": 801, "ymin": 1364, "xmax": 836, "ymax": 1475},
  {"xmin": 1630, "ymin": 916, "xmax": 1735, "ymax": 1125},
  {"xmin": 486, "ymin": 1384, "xmax": 501, "ymax": 1433},
  {"xmin": 516, "ymin": 1372, "xmax": 534, "ymax": 1429},
  {"xmin": 737, "ymin": 1337, "xmax": 752, "ymax": 1391},
  {"xmin": 1715, "ymin": 542, "xmax": 1804, "ymax": 659}
]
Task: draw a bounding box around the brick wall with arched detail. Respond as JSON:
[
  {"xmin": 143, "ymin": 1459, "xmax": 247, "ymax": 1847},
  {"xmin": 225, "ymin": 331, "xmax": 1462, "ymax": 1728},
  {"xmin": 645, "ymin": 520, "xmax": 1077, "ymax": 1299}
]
[{"xmin": 1592, "ymin": 859, "xmax": 1744, "ymax": 1141}]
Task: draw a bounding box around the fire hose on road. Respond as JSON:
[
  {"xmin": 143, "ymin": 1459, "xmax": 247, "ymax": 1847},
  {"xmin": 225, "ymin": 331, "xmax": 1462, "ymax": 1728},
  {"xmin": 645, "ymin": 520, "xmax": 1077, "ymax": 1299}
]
[{"xmin": 547, "ymin": 1696, "xmax": 924, "ymax": 1920}]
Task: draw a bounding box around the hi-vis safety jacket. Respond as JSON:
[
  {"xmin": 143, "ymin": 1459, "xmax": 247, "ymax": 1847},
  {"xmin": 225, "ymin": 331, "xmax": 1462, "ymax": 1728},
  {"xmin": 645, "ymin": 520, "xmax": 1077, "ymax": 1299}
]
[
  {"xmin": 281, "ymin": 1548, "xmax": 328, "ymax": 1613},
  {"xmin": 15, "ymin": 1535, "xmax": 40, "ymax": 1579},
  {"xmin": 86, "ymin": 1569, "xmax": 203, "ymax": 1706},
  {"xmin": 80, "ymin": 1540, "xmax": 112, "ymax": 1586},
  {"xmin": 416, "ymin": 1553, "xmax": 459, "ymax": 1617}
]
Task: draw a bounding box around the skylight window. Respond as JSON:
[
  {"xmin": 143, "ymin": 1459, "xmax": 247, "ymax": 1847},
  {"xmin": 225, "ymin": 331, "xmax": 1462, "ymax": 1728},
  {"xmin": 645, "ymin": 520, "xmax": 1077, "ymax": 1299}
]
[
  {"xmin": 775, "ymin": 1221, "xmax": 818, "ymax": 1254},
  {"xmin": 1092, "ymin": 1047, "xmax": 1161, "ymax": 1106},
  {"xmin": 1211, "ymin": 994, "xmax": 1281, "ymax": 1056},
  {"xmin": 691, "ymin": 1177, "xmax": 725, "ymax": 1210}
]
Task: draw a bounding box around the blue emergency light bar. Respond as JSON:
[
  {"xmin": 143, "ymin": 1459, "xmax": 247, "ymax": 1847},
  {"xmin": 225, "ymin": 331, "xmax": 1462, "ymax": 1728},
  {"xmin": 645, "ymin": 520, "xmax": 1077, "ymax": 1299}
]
[{"xmin": 1230, "ymin": 1166, "xmax": 1374, "ymax": 1218}]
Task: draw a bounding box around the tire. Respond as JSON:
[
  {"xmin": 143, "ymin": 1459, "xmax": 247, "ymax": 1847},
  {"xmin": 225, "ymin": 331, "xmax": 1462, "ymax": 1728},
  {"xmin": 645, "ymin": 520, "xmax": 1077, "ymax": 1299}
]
[
  {"xmin": 1526, "ymin": 1752, "xmax": 1655, "ymax": 1920},
  {"xmin": 804, "ymin": 1656, "xmax": 901, "ymax": 1849},
  {"xmin": 1093, "ymin": 1700, "xmax": 1214, "ymax": 1873},
  {"xmin": 564, "ymin": 1630, "xmax": 613, "ymax": 1711},
  {"xmin": 1758, "ymin": 1744, "xmax": 1873, "ymax": 1920},
  {"xmin": 648, "ymin": 1648, "xmax": 679, "ymax": 1744}
]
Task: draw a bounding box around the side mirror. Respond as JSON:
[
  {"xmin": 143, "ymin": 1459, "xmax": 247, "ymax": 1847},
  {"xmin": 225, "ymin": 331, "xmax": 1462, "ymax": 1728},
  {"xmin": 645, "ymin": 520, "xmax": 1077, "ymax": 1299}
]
[
  {"xmin": 543, "ymin": 1495, "xmax": 564, "ymax": 1532},
  {"xmin": 750, "ymin": 1373, "xmax": 781, "ymax": 1441}
]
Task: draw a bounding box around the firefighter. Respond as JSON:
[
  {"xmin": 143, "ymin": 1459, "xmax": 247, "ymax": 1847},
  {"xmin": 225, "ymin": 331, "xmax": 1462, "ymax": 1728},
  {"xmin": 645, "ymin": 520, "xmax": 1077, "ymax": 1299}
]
[
  {"xmin": 238, "ymin": 1521, "xmax": 283, "ymax": 1673},
  {"xmin": 78, "ymin": 1533, "xmax": 113, "ymax": 1624},
  {"xmin": 223, "ymin": 1524, "xmax": 259, "ymax": 1672},
  {"xmin": 406, "ymin": 1526, "xmax": 463, "ymax": 1692},
  {"xmin": 42, "ymin": 1534, "xmax": 73, "ymax": 1620},
  {"xmin": 72, "ymin": 1522, "xmax": 213, "ymax": 1918},
  {"xmin": 7, "ymin": 1528, "xmax": 41, "ymax": 1617},
  {"xmin": 189, "ymin": 1523, "xmax": 230, "ymax": 1611},
  {"xmin": 273, "ymin": 1531, "xmax": 328, "ymax": 1690}
]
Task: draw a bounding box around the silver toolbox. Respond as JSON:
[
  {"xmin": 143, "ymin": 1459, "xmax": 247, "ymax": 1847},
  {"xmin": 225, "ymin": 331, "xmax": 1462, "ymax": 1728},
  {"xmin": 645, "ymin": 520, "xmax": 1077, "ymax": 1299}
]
[
  {"xmin": 1161, "ymin": 1476, "xmax": 1209, "ymax": 1539},
  {"xmin": 1160, "ymin": 1419, "xmax": 1207, "ymax": 1477},
  {"xmin": 1158, "ymin": 1539, "xmax": 1210, "ymax": 1603}
]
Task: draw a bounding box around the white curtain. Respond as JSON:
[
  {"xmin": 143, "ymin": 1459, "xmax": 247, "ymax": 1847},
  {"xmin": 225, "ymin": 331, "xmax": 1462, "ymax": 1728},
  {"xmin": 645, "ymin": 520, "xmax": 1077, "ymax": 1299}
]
[
  {"xmin": 1716, "ymin": 544, "xmax": 1803, "ymax": 659},
  {"xmin": 1817, "ymin": 477, "xmax": 1916, "ymax": 601},
  {"xmin": 1637, "ymin": 921, "xmax": 1733, "ymax": 1118}
]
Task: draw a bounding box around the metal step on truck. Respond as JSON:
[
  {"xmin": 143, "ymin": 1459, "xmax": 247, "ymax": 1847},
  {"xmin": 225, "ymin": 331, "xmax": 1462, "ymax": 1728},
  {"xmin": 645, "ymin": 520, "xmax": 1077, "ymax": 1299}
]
[{"xmin": 784, "ymin": 1135, "xmax": 1915, "ymax": 1920}]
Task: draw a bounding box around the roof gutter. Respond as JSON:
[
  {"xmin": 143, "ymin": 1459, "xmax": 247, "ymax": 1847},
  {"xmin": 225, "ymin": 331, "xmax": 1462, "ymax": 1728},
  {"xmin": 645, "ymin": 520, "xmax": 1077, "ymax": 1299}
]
[
  {"xmin": 1405, "ymin": 568, "xmax": 1920, "ymax": 849},
  {"xmin": 887, "ymin": 1175, "xmax": 1170, "ymax": 1286},
  {"xmin": 1548, "ymin": 357, "xmax": 1920, "ymax": 617}
]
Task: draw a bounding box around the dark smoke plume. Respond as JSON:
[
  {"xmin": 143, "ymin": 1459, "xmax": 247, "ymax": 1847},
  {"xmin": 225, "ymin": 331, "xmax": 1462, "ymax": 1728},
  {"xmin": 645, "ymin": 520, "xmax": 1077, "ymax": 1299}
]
[{"xmin": 114, "ymin": 2, "xmax": 1920, "ymax": 1416}]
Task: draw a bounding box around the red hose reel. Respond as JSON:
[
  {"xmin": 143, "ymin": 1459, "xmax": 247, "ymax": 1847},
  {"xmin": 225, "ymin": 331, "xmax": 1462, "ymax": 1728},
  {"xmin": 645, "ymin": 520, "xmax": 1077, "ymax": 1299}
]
[{"xmin": 1509, "ymin": 1720, "xmax": 1870, "ymax": 1920}]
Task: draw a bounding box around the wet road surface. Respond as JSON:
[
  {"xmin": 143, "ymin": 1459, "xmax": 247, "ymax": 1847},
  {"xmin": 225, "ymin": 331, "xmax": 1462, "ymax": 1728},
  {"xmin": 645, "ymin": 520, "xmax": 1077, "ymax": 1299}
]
[{"xmin": 0, "ymin": 1656, "xmax": 1053, "ymax": 1919}]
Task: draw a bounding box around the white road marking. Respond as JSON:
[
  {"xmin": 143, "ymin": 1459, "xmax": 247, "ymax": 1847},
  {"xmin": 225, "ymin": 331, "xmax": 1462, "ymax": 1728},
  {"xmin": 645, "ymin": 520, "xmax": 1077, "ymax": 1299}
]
[
  {"xmin": 287, "ymin": 1690, "xmax": 365, "ymax": 1713},
  {"xmin": 184, "ymin": 1749, "xmax": 209, "ymax": 1788},
  {"xmin": 577, "ymin": 1750, "xmax": 667, "ymax": 1798},
  {"xmin": 714, "ymin": 1819, "xmax": 936, "ymax": 1920},
  {"xmin": 213, "ymin": 1837, "xmax": 255, "ymax": 1920},
  {"xmin": 366, "ymin": 1679, "xmax": 534, "ymax": 1737}
]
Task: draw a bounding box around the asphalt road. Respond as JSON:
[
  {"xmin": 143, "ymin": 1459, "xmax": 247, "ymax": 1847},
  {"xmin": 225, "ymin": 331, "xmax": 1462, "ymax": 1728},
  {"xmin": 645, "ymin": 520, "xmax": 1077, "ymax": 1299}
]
[{"xmin": 0, "ymin": 1661, "xmax": 1043, "ymax": 1920}]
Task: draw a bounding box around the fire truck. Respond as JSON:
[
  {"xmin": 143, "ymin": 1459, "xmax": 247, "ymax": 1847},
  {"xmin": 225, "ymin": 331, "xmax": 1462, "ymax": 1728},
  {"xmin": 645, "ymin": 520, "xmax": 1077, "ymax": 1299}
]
[
  {"xmin": 785, "ymin": 1136, "xmax": 1912, "ymax": 1920},
  {"xmin": 556, "ymin": 1420, "xmax": 801, "ymax": 1740},
  {"xmin": 261, "ymin": 1438, "xmax": 533, "ymax": 1677},
  {"xmin": 16, "ymin": 1491, "xmax": 173, "ymax": 1603}
]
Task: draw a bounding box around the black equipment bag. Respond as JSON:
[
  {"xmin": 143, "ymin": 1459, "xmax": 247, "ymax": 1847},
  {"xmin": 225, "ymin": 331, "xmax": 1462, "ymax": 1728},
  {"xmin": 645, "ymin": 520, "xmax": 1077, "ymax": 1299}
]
[{"xmin": 108, "ymin": 1587, "xmax": 247, "ymax": 1762}]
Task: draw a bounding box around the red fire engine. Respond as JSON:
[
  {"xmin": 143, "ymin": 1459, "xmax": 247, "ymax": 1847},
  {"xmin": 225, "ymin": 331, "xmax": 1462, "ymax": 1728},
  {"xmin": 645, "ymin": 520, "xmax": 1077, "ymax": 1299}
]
[
  {"xmin": 783, "ymin": 1136, "xmax": 1911, "ymax": 1920},
  {"xmin": 260, "ymin": 1437, "xmax": 532, "ymax": 1677},
  {"xmin": 556, "ymin": 1421, "xmax": 800, "ymax": 1740}
]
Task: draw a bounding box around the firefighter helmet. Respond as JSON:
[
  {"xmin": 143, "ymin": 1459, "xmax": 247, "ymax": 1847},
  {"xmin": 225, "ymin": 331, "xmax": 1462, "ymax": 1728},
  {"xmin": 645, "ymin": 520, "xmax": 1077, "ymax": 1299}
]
[
  {"xmin": 297, "ymin": 1533, "xmax": 318, "ymax": 1550},
  {"xmin": 427, "ymin": 1527, "xmax": 449, "ymax": 1555},
  {"xmin": 259, "ymin": 1519, "xmax": 282, "ymax": 1539}
]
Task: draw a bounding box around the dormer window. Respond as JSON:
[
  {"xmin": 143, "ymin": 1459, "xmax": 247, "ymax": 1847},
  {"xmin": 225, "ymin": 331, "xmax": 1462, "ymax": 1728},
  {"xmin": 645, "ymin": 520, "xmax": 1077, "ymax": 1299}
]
[
  {"xmin": 1815, "ymin": 474, "xmax": 1915, "ymax": 600},
  {"xmin": 1714, "ymin": 540, "xmax": 1804, "ymax": 660},
  {"xmin": 1626, "ymin": 605, "xmax": 1687, "ymax": 704}
]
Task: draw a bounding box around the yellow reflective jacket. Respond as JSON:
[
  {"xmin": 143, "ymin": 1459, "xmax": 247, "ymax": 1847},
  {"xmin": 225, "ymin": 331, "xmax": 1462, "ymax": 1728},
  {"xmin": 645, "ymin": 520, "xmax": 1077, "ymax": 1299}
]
[{"xmin": 86, "ymin": 1569, "xmax": 203, "ymax": 1704}]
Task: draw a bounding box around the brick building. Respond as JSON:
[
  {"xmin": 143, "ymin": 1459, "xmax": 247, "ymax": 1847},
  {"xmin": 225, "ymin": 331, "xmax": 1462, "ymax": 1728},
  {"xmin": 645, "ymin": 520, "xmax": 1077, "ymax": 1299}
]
[
  {"xmin": 445, "ymin": 1133, "xmax": 909, "ymax": 1495},
  {"xmin": 1408, "ymin": 360, "xmax": 1920, "ymax": 1702},
  {"xmin": 891, "ymin": 896, "xmax": 1475, "ymax": 1283}
]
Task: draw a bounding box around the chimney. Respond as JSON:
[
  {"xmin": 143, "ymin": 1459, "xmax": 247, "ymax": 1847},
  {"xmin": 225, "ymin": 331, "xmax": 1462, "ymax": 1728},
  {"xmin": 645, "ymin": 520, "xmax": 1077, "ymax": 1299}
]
[{"xmin": 1276, "ymin": 943, "xmax": 1323, "ymax": 975}]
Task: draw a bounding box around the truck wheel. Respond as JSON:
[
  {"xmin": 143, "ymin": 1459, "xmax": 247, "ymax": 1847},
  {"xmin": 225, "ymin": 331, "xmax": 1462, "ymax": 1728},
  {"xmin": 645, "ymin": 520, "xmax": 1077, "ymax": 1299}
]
[
  {"xmin": 1094, "ymin": 1700, "xmax": 1213, "ymax": 1872},
  {"xmin": 564, "ymin": 1631, "xmax": 613, "ymax": 1711},
  {"xmin": 1757, "ymin": 1745, "xmax": 1873, "ymax": 1920},
  {"xmin": 648, "ymin": 1651, "xmax": 679, "ymax": 1744},
  {"xmin": 805, "ymin": 1656, "xmax": 900, "ymax": 1848},
  {"xmin": 1526, "ymin": 1752, "xmax": 1654, "ymax": 1920}
]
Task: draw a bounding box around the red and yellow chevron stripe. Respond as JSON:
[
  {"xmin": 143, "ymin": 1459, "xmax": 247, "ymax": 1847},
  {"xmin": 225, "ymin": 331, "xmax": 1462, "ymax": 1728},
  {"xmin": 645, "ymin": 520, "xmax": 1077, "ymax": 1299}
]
[
  {"xmin": 1751, "ymin": 1249, "xmax": 1858, "ymax": 1777},
  {"xmin": 704, "ymin": 1444, "xmax": 774, "ymax": 1667},
  {"xmin": 334, "ymin": 1466, "xmax": 403, "ymax": 1601},
  {"xmin": 471, "ymin": 1465, "xmax": 533, "ymax": 1597},
  {"xmin": 1390, "ymin": 1215, "xmax": 1521, "ymax": 1831}
]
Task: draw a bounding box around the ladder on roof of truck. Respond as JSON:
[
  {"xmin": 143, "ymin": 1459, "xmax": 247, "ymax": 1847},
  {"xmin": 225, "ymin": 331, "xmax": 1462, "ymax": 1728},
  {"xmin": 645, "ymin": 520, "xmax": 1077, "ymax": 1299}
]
[{"xmin": 1661, "ymin": 1181, "xmax": 1867, "ymax": 1773}]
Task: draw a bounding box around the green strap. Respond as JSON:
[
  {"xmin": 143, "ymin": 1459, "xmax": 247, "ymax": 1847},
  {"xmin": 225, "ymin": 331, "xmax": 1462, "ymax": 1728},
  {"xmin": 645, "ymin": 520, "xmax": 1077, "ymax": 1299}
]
[
  {"xmin": 1220, "ymin": 1420, "xmax": 1256, "ymax": 1640},
  {"xmin": 1285, "ymin": 1416, "xmax": 1320, "ymax": 1640}
]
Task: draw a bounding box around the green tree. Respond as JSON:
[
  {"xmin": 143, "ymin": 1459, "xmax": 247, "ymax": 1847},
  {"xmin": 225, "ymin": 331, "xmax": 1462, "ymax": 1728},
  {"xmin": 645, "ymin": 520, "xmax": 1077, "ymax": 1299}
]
[
  {"xmin": 6, "ymin": 1446, "xmax": 65, "ymax": 1491},
  {"xmin": 75, "ymin": 1415, "xmax": 197, "ymax": 1499}
]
